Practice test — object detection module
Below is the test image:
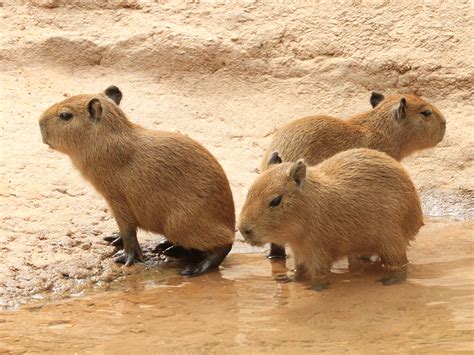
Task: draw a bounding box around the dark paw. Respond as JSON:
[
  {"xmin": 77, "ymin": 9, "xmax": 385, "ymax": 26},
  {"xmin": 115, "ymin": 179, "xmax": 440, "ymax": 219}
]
[
  {"xmin": 310, "ymin": 282, "xmax": 330, "ymax": 292},
  {"xmin": 103, "ymin": 232, "xmax": 123, "ymax": 248},
  {"xmin": 378, "ymin": 277, "xmax": 404, "ymax": 286},
  {"xmin": 180, "ymin": 261, "xmax": 210, "ymax": 277},
  {"xmin": 113, "ymin": 249, "xmax": 143, "ymax": 266},
  {"xmin": 267, "ymin": 244, "xmax": 287, "ymax": 259},
  {"xmin": 179, "ymin": 244, "xmax": 232, "ymax": 277},
  {"xmin": 153, "ymin": 240, "xmax": 174, "ymax": 254},
  {"xmin": 274, "ymin": 274, "xmax": 292, "ymax": 283}
]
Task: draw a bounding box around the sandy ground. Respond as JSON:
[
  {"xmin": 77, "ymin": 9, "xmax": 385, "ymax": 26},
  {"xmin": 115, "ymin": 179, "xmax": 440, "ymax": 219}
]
[{"xmin": 0, "ymin": 1, "xmax": 473, "ymax": 349}]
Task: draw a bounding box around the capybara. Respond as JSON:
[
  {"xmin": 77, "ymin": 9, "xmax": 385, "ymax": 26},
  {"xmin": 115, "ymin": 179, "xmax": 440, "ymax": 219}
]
[
  {"xmin": 239, "ymin": 148, "xmax": 423, "ymax": 290},
  {"xmin": 262, "ymin": 92, "xmax": 444, "ymax": 258},
  {"xmin": 39, "ymin": 86, "xmax": 235, "ymax": 276}
]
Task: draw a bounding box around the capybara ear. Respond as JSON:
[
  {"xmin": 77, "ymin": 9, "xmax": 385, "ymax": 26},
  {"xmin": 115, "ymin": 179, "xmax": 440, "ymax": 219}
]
[
  {"xmin": 394, "ymin": 97, "xmax": 407, "ymax": 121},
  {"xmin": 370, "ymin": 92, "xmax": 385, "ymax": 108},
  {"xmin": 268, "ymin": 151, "xmax": 283, "ymax": 165},
  {"xmin": 87, "ymin": 98, "xmax": 103, "ymax": 122},
  {"xmin": 288, "ymin": 159, "xmax": 306, "ymax": 186},
  {"xmin": 104, "ymin": 85, "xmax": 122, "ymax": 105}
]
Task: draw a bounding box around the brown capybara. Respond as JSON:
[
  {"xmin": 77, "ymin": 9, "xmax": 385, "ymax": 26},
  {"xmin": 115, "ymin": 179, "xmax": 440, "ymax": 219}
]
[
  {"xmin": 39, "ymin": 86, "xmax": 235, "ymax": 276},
  {"xmin": 239, "ymin": 148, "xmax": 423, "ymax": 291},
  {"xmin": 262, "ymin": 92, "xmax": 445, "ymax": 258}
]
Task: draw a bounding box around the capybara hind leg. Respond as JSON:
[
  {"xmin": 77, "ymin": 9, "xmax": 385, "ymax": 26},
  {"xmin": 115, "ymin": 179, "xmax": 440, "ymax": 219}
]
[
  {"xmin": 294, "ymin": 263, "xmax": 308, "ymax": 281},
  {"xmin": 379, "ymin": 251, "xmax": 409, "ymax": 286},
  {"xmin": 348, "ymin": 253, "xmax": 365, "ymax": 272},
  {"xmin": 267, "ymin": 243, "xmax": 287, "ymax": 259},
  {"xmin": 309, "ymin": 262, "xmax": 331, "ymax": 292},
  {"xmin": 163, "ymin": 245, "xmax": 207, "ymax": 262},
  {"xmin": 113, "ymin": 227, "xmax": 143, "ymax": 266},
  {"xmin": 181, "ymin": 243, "xmax": 232, "ymax": 276},
  {"xmin": 153, "ymin": 240, "xmax": 174, "ymax": 253},
  {"xmin": 103, "ymin": 232, "xmax": 123, "ymax": 248}
]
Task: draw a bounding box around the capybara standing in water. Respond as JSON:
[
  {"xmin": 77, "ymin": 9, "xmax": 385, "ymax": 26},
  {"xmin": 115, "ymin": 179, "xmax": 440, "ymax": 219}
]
[
  {"xmin": 39, "ymin": 86, "xmax": 235, "ymax": 276},
  {"xmin": 263, "ymin": 92, "xmax": 445, "ymax": 258},
  {"xmin": 239, "ymin": 148, "xmax": 423, "ymax": 290}
]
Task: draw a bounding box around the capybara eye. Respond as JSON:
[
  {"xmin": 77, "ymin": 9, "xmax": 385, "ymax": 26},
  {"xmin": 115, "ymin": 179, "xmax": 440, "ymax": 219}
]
[
  {"xmin": 269, "ymin": 195, "xmax": 282, "ymax": 208},
  {"xmin": 59, "ymin": 112, "xmax": 73, "ymax": 121},
  {"xmin": 421, "ymin": 110, "xmax": 432, "ymax": 117}
]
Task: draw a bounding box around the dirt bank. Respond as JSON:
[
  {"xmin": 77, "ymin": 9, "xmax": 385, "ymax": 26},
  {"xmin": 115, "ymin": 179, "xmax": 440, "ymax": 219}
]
[{"xmin": 1, "ymin": 1, "xmax": 473, "ymax": 308}]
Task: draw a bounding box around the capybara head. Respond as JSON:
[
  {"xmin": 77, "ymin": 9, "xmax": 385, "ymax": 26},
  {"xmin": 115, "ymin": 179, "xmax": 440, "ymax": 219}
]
[
  {"xmin": 39, "ymin": 86, "xmax": 127, "ymax": 154},
  {"xmin": 239, "ymin": 153, "xmax": 307, "ymax": 246},
  {"xmin": 373, "ymin": 93, "xmax": 446, "ymax": 155}
]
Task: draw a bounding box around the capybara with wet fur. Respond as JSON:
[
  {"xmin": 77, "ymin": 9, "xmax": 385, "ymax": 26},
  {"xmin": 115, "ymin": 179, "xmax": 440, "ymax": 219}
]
[
  {"xmin": 239, "ymin": 148, "xmax": 423, "ymax": 290},
  {"xmin": 39, "ymin": 86, "xmax": 235, "ymax": 276},
  {"xmin": 263, "ymin": 92, "xmax": 445, "ymax": 258}
]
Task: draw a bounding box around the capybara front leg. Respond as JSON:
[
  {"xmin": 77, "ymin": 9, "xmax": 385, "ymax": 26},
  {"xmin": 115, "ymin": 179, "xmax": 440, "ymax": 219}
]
[
  {"xmin": 113, "ymin": 227, "xmax": 143, "ymax": 266},
  {"xmin": 267, "ymin": 243, "xmax": 287, "ymax": 259},
  {"xmin": 181, "ymin": 243, "xmax": 232, "ymax": 276}
]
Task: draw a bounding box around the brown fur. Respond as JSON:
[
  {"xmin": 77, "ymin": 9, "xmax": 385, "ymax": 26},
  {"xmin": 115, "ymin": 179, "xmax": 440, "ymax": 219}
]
[
  {"xmin": 261, "ymin": 93, "xmax": 446, "ymax": 171},
  {"xmin": 240, "ymin": 148, "xmax": 423, "ymax": 289},
  {"xmin": 39, "ymin": 88, "xmax": 235, "ymax": 272}
]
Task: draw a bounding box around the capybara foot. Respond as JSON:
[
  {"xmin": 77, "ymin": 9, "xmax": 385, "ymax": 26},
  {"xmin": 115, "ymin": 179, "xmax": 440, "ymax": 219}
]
[
  {"xmin": 267, "ymin": 243, "xmax": 287, "ymax": 259},
  {"xmin": 154, "ymin": 240, "xmax": 207, "ymax": 261},
  {"xmin": 379, "ymin": 277, "xmax": 404, "ymax": 286},
  {"xmin": 180, "ymin": 243, "xmax": 232, "ymax": 277},
  {"xmin": 113, "ymin": 247, "xmax": 143, "ymax": 266},
  {"xmin": 378, "ymin": 266, "xmax": 407, "ymax": 286},
  {"xmin": 103, "ymin": 232, "xmax": 123, "ymax": 248},
  {"xmin": 274, "ymin": 274, "xmax": 293, "ymax": 283},
  {"xmin": 153, "ymin": 240, "xmax": 174, "ymax": 253},
  {"xmin": 163, "ymin": 245, "xmax": 207, "ymax": 261},
  {"xmin": 310, "ymin": 282, "xmax": 330, "ymax": 292}
]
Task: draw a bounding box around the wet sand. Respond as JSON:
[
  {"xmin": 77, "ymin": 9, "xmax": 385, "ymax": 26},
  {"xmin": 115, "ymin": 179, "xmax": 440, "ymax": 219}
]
[{"xmin": 1, "ymin": 218, "xmax": 472, "ymax": 353}]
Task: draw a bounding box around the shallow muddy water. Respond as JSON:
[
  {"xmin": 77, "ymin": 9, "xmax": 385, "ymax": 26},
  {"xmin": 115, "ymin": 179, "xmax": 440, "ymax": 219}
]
[{"xmin": 0, "ymin": 218, "xmax": 472, "ymax": 353}]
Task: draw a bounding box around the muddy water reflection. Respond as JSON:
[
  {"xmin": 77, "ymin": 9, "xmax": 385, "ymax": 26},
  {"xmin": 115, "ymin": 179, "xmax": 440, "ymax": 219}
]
[{"xmin": 0, "ymin": 219, "xmax": 473, "ymax": 353}]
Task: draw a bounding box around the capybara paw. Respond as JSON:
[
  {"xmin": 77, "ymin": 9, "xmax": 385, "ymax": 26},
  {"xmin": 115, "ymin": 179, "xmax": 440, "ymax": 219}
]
[
  {"xmin": 180, "ymin": 244, "xmax": 232, "ymax": 277},
  {"xmin": 103, "ymin": 232, "xmax": 123, "ymax": 248},
  {"xmin": 267, "ymin": 244, "xmax": 287, "ymax": 260},
  {"xmin": 310, "ymin": 282, "xmax": 330, "ymax": 292},
  {"xmin": 274, "ymin": 274, "xmax": 293, "ymax": 283},
  {"xmin": 153, "ymin": 240, "xmax": 174, "ymax": 254},
  {"xmin": 180, "ymin": 262, "xmax": 208, "ymax": 277},
  {"xmin": 164, "ymin": 245, "xmax": 203, "ymax": 260},
  {"xmin": 113, "ymin": 249, "xmax": 142, "ymax": 266},
  {"xmin": 378, "ymin": 277, "xmax": 405, "ymax": 286}
]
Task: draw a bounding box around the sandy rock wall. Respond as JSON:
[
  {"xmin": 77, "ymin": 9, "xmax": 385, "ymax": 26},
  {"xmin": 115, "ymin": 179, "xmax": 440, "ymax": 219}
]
[{"xmin": 3, "ymin": 1, "xmax": 473, "ymax": 98}]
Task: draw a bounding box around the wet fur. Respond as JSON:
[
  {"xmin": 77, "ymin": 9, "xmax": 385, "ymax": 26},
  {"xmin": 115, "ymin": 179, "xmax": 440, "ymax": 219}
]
[{"xmin": 240, "ymin": 148, "xmax": 424, "ymax": 288}]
